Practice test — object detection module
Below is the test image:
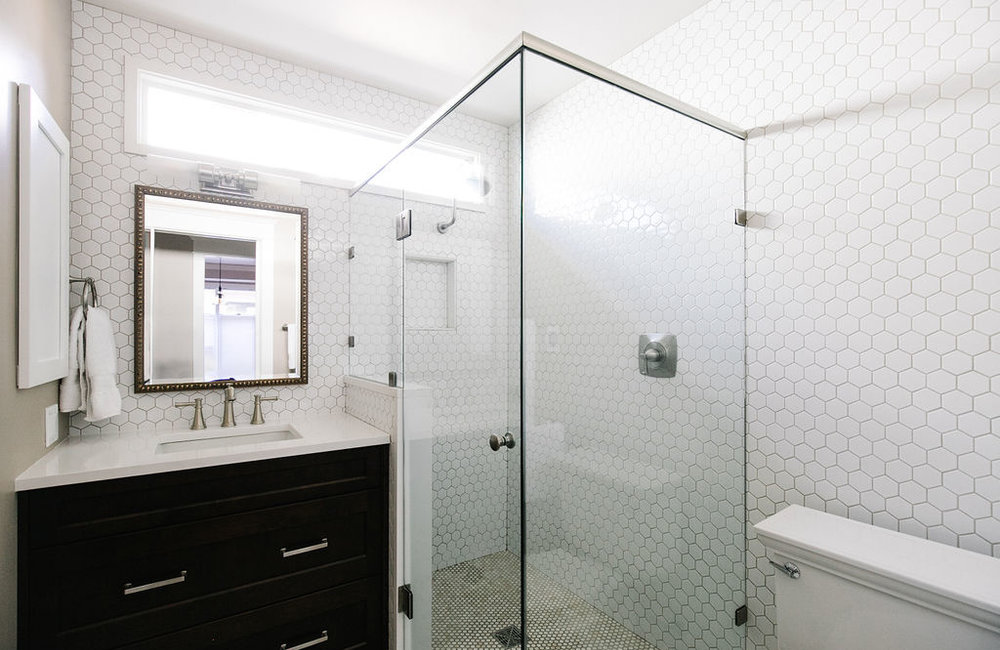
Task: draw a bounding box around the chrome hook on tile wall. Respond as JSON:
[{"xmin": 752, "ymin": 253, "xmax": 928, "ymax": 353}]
[
  {"xmin": 69, "ymin": 276, "xmax": 99, "ymax": 310},
  {"xmin": 436, "ymin": 199, "xmax": 458, "ymax": 234}
]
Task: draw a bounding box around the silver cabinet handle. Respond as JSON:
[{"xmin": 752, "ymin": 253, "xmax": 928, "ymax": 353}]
[
  {"xmin": 280, "ymin": 629, "xmax": 328, "ymax": 650},
  {"xmin": 281, "ymin": 538, "xmax": 328, "ymax": 558},
  {"xmin": 123, "ymin": 570, "xmax": 187, "ymax": 595}
]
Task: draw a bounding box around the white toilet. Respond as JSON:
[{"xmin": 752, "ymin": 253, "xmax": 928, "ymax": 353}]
[{"xmin": 755, "ymin": 505, "xmax": 1000, "ymax": 650}]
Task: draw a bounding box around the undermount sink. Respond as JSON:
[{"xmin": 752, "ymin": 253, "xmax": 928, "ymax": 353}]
[{"xmin": 156, "ymin": 424, "xmax": 302, "ymax": 454}]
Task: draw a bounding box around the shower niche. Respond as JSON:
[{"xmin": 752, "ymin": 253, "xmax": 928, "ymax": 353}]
[
  {"xmin": 348, "ymin": 34, "xmax": 746, "ymax": 650},
  {"xmin": 404, "ymin": 256, "xmax": 457, "ymax": 330}
]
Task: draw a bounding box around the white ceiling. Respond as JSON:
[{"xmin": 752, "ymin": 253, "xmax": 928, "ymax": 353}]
[{"xmin": 90, "ymin": 0, "xmax": 710, "ymax": 124}]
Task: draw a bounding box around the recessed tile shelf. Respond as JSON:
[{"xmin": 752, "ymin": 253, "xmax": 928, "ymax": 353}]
[{"xmin": 405, "ymin": 256, "xmax": 456, "ymax": 330}]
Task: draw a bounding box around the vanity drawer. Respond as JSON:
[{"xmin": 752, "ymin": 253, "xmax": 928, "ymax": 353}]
[
  {"xmin": 18, "ymin": 446, "xmax": 389, "ymax": 650},
  {"xmin": 119, "ymin": 577, "xmax": 385, "ymax": 650},
  {"xmin": 25, "ymin": 489, "xmax": 385, "ymax": 645},
  {"xmin": 21, "ymin": 445, "xmax": 386, "ymax": 547}
]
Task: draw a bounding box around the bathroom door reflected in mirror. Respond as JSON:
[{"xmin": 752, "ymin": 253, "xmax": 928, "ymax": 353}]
[{"xmin": 134, "ymin": 185, "xmax": 307, "ymax": 392}]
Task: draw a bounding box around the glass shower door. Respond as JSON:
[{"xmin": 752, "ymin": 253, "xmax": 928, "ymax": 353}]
[
  {"xmin": 359, "ymin": 54, "xmax": 524, "ymax": 650},
  {"xmin": 350, "ymin": 39, "xmax": 746, "ymax": 650}
]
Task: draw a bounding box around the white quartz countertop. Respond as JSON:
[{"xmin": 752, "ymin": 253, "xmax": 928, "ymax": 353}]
[{"xmin": 15, "ymin": 411, "xmax": 389, "ymax": 491}]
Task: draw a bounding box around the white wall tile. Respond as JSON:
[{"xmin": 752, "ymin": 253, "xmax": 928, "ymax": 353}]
[
  {"xmin": 68, "ymin": 0, "xmax": 506, "ymax": 448},
  {"xmin": 520, "ymin": 70, "xmax": 744, "ymax": 649},
  {"xmin": 72, "ymin": 0, "xmax": 513, "ymax": 576},
  {"xmin": 612, "ymin": 1, "xmax": 1000, "ymax": 647}
]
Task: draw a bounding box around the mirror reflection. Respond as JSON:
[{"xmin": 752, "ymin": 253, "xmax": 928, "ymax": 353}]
[{"xmin": 135, "ymin": 186, "xmax": 307, "ymax": 392}]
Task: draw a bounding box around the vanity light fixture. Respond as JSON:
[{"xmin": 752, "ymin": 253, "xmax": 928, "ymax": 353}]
[{"xmin": 198, "ymin": 163, "xmax": 259, "ymax": 197}]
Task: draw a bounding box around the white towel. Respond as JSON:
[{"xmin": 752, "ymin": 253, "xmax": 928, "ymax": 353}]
[
  {"xmin": 286, "ymin": 322, "xmax": 298, "ymax": 374},
  {"xmin": 59, "ymin": 306, "xmax": 86, "ymax": 413},
  {"xmin": 82, "ymin": 307, "xmax": 122, "ymax": 422}
]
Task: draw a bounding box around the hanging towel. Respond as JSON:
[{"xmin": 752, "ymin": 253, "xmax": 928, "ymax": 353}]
[
  {"xmin": 59, "ymin": 306, "xmax": 86, "ymax": 413},
  {"xmin": 286, "ymin": 322, "xmax": 298, "ymax": 374},
  {"xmin": 83, "ymin": 307, "xmax": 122, "ymax": 422}
]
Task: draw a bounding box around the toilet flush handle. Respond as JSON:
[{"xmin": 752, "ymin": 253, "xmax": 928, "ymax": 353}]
[{"xmin": 769, "ymin": 560, "xmax": 801, "ymax": 579}]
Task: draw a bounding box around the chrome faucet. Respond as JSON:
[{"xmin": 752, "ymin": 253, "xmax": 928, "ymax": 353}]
[
  {"xmin": 222, "ymin": 383, "xmax": 237, "ymax": 427},
  {"xmin": 174, "ymin": 397, "xmax": 206, "ymax": 430},
  {"xmin": 251, "ymin": 394, "xmax": 278, "ymax": 425}
]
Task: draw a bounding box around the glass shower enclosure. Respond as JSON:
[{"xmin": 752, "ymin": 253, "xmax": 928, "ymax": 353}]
[{"xmin": 348, "ymin": 33, "xmax": 746, "ymax": 650}]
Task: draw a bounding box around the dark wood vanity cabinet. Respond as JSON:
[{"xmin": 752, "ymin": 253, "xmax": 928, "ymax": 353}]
[{"xmin": 18, "ymin": 445, "xmax": 389, "ymax": 650}]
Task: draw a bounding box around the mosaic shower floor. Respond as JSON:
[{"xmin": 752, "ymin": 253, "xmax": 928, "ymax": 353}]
[{"xmin": 432, "ymin": 551, "xmax": 660, "ymax": 650}]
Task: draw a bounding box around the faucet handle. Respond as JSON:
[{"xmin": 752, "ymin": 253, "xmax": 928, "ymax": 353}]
[
  {"xmin": 251, "ymin": 394, "xmax": 278, "ymax": 425},
  {"xmin": 174, "ymin": 398, "xmax": 206, "ymax": 430}
]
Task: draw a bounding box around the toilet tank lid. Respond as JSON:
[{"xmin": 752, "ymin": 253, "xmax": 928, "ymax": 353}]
[{"xmin": 755, "ymin": 505, "xmax": 1000, "ymax": 623}]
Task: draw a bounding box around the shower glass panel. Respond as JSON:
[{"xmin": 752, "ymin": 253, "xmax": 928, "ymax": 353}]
[
  {"xmin": 349, "ymin": 37, "xmax": 745, "ymax": 650},
  {"xmin": 520, "ymin": 51, "xmax": 745, "ymax": 649},
  {"xmin": 348, "ymin": 189, "xmax": 404, "ymax": 383},
  {"xmin": 351, "ymin": 54, "xmax": 524, "ymax": 650}
]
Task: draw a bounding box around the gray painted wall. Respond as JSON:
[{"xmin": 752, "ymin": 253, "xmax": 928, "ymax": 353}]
[{"xmin": 0, "ymin": 0, "xmax": 72, "ymax": 645}]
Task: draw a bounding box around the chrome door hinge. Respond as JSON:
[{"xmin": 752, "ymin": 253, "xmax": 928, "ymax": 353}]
[
  {"xmin": 734, "ymin": 605, "xmax": 747, "ymax": 626},
  {"xmin": 348, "ymin": 245, "xmax": 355, "ymax": 259},
  {"xmin": 347, "ymin": 335, "xmax": 355, "ymax": 348},
  {"xmin": 396, "ymin": 209, "xmax": 412, "ymax": 240},
  {"xmin": 398, "ymin": 584, "xmax": 414, "ymax": 620},
  {"xmin": 734, "ymin": 208, "xmax": 748, "ymax": 227}
]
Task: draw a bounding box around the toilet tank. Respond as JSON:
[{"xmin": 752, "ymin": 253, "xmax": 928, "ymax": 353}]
[{"xmin": 755, "ymin": 505, "xmax": 1000, "ymax": 650}]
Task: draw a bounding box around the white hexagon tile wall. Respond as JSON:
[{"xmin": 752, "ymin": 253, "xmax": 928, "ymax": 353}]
[
  {"xmin": 67, "ymin": 0, "xmax": 1000, "ymax": 649},
  {"xmin": 70, "ymin": 0, "xmax": 419, "ymax": 433},
  {"xmin": 69, "ymin": 0, "xmax": 513, "ymax": 581},
  {"xmin": 518, "ymin": 69, "xmax": 745, "ymax": 650},
  {"xmin": 608, "ymin": 1, "xmax": 999, "ymax": 648}
]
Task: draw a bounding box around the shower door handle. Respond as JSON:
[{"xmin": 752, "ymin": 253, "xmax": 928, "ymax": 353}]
[{"xmin": 489, "ymin": 432, "xmax": 515, "ymax": 451}]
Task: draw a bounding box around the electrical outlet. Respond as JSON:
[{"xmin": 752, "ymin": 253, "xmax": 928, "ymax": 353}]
[{"xmin": 44, "ymin": 404, "xmax": 59, "ymax": 447}]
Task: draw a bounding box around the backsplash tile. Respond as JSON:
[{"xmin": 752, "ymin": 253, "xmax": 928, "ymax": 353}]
[{"xmin": 344, "ymin": 376, "xmax": 397, "ymax": 434}]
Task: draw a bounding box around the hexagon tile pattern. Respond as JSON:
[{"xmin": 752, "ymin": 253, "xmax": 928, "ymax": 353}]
[
  {"xmin": 609, "ymin": 1, "xmax": 1000, "ymax": 648},
  {"xmin": 520, "ymin": 72, "xmax": 745, "ymax": 650},
  {"xmin": 69, "ymin": 2, "xmax": 1000, "ymax": 650},
  {"xmin": 71, "ymin": 0, "xmax": 513, "ymax": 580},
  {"xmin": 70, "ymin": 0, "xmax": 423, "ymax": 434},
  {"xmin": 399, "ymin": 195, "xmax": 513, "ymax": 570}
]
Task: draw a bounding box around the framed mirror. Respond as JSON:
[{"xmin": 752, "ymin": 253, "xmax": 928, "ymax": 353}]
[{"xmin": 134, "ymin": 185, "xmax": 308, "ymax": 392}]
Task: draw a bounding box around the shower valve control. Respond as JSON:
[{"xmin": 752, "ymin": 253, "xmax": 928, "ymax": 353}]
[{"xmin": 639, "ymin": 334, "xmax": 677, "ymax": 378}]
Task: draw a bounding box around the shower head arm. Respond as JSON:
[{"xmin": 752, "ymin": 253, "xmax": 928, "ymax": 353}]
[{"xmin": 436, "ymin": 200, "xmax": 457, "ymax": 234}]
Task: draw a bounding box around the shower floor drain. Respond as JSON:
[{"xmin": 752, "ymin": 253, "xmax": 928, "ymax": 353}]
[{"xmin": 493, "ymin": 624, "xmax": 524, "ymax": 648}]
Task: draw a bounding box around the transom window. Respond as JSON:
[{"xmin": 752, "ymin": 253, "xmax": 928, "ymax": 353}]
[{"xmin": 128, "ymin": 65, "xmax": 484, "ymax": 202}]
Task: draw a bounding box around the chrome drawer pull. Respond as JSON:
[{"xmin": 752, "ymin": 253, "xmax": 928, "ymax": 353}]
[
  {"xmin": 123, "ymin": 570, "xmax": 187, "ymax": 595},
  {"xmin": 280, "ymin": 537, "xmax": 328, "ymax": 558},
  {"xmin": 280, "ymin": 629, "xmax": 328, "ymax": 650}
]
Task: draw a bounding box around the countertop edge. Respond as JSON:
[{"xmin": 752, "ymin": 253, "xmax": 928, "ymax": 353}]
[{"xmin": 15, "ymin": 414, "xmax": 390, "ymax": 492}]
